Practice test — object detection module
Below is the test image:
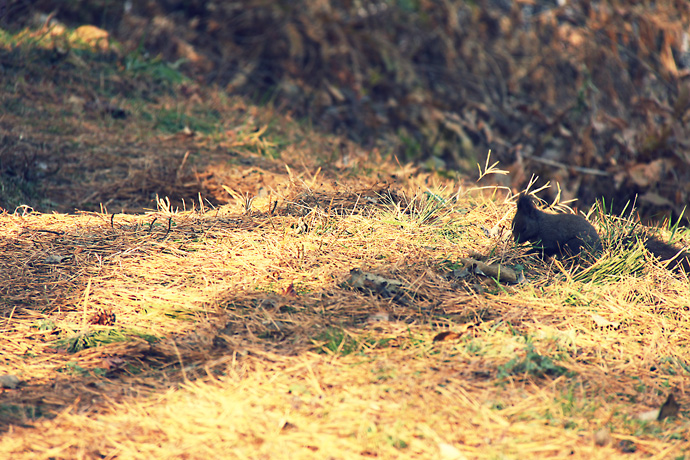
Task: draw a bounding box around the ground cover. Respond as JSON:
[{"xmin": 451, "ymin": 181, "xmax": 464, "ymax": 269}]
[{"xmin": 0, "ymin": 22, "xmax": 689, "ymax": 459}]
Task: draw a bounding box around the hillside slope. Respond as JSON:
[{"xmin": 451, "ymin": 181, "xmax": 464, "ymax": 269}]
[{"xmin": 0, "ymin": 21, "xmax": 689, "ymax": 460}]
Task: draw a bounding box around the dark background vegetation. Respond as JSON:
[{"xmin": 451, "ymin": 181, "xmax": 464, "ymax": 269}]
[{"xmin": 3, "ymin": 0, "xmax": 690, "ymax": 221}]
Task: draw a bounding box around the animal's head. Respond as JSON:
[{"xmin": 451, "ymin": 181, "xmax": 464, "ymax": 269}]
[{"xmin": 511, "ymin": 193, "xmax": 540, "ymax": 243}]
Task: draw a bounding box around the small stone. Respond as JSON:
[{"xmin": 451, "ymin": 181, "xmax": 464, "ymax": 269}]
[
  {"xmin": 438, "ymin": 443, "xmax": 467, "ymax": 460},
  {"xmin": 618, "ymin": 440, "xmax": 637, "ymax": 453},
  {"xmin": 0, "ymin": 375, "xmax": 21, "ymax": 389},
  {"xmin": 594, "ymin": 428, "xmax": 610, "ymax": 446}
]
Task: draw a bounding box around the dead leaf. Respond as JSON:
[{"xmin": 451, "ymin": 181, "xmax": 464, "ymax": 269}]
[
  {"xmin": 0, "ymin": 375, "xmax": 21, "ymax": 389},
  {"xmin": 326, "ymin": 83, "xmax": 346, "ymax": 102},
  {"xmin": 628, "ymin": 159, "xmax": 668, "ymax": 187},
  {"xmin": 660, "ymin": 35, "xmax": 678, "ymax": 77},
  {"xmin": 345, "ymin": 268, "xmax": 410, "ymax": 304},
  {"xmin": 67, "ymin": 95, "xmax": 86, "ymax": 113},
  {"xmin": 433, "ymin": 331, "xmax": 462, "ymax": 342},
  {"xmin": 89, "ymin": 309, "xmax": 116, "ymax": 326},
  {"xmin": 293, "ymin": 217, "xmax": 309, "ymax": 234},
  {"xmin": 639, "ymin": 192, "xmax": 674, "ymax": 207},
  {"xmin": 636, "ymin": 394, "xmax": 678, "ymax": 422},
  {"xmin": 458, "ymin": 258, "xmax": 518, "ymax": 284},
  {"xmin": 438, "ymin": 442, "xmax": 467, "ymax": 460},
  {"xmin": 71, "ymin": 25, "xmax": 110, "ymax": 52},
  {"xmin": 101, "ymin": 357, "xmax": 126, "ymax": 371},
  {"xmin": 283, "ymin": 282, "xmax": 298, "ymax": 297},
  {"xmin": 593, "ymin": 427, "xmax": 611, "ymax": 446},
  {"xmin": 658, "ymin": 393, "xmax": 680, "ymax": 421},
  {"xmin": 637, "ymin": 409, "xmax": 659, "ymax": 422},
  {"xmin": 589, "ymin": 313, "xmax": 620, "ymax": 330},
  {"xmin": 367, "ymin": 312, "xmax": 390, "ymax": 323},
  {"xmin": 618, "ymin": 440, "xmax": 637, "ymax": 453},
  {"xmin": 43, "ymin": 254, "xmax": 71, "ymax": 264}
]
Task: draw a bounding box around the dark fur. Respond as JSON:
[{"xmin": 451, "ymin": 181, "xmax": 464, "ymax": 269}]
[
  {"xmin": 512, "ymin": 193, "xmax": 690, "ymax": 272},
  {"xmin": 511, "ymin": 193, "xmax": 602, "ymax": 258},
  {"xmin": 641, "ymin": 236, "xmax": 690, "ymax": 272}
]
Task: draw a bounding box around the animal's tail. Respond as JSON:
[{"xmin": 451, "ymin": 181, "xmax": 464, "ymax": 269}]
[{"xmin": 642, "ymin": 237, "xmax": 690, "ymax": 273}]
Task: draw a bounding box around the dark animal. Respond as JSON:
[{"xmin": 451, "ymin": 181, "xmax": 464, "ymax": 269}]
[
  {"xmin": 511, "ymin": 193, "xmax": 602, "ymax": 258},
  {"xmin": 640, "ymin": 235, "xmax": 690, "ymax": 272},
  {"xmin": 512, "ymin": 193, "xmax": 690, "ymax": 272}
]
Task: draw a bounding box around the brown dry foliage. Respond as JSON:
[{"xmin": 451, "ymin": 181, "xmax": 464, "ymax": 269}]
[
  {"xmin": 1, "ymin": 185, "xmax": 690, "ymax": 459},
  {"xmin": 14, "ymin": 0, "xmax": 690, "ymax": 220},
  {"xmin": 0, "ymin": 10, "xmax": 689, "ymax": 460}
]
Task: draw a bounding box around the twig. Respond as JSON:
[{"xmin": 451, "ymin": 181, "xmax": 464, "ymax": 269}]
[
  {"xmin": 528, "ymin": 156, "xmax": 610, "ymax": 176},
  {"xmin": 81, "ymin": 279, "xmax": 92, "ymax": 330},
  {"xmin": 171, "ymin": 340, "xmax": 189, "ymax": 383},
  {"xmin": 176, "ymin": 150, "xmax": 190, "ymax": 181},
  {"xmin": 20, "ymin": 229, "xmax": 65, "ymax": 236}
]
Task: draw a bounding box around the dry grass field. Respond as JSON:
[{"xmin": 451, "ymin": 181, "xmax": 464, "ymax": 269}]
[{"xmin": 0, "ymin": 23, "xmax": 689, "ymax": 459}]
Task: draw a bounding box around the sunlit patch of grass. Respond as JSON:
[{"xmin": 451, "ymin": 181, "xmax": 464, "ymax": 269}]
[
  {"xmin": 497, "ymin": 342, "xmax": 570, "ymax": 380},
  {"xmin": 571, "ymin": 200, "xmax": 677, "ymax": 284},
  {"xmin": 380, "ymin": 188, "xmax": 457, "ymax": 228},
  {"xmin": 570, "ymin": 241, "xmax": 647, "ymax": 284},
  {"xmin": 314, "ymin": 328, "xmax": 393, "ymax": 356},
  {"xmin": 153, "ymin": 107, "xmax": 221, "ymax": 134},
  {"xmin": 124, "ymin": 52, "xmax": 188, "ymax": 87},
  {"xmin": 1, "ymin": 17, "xmax": 689, "ymax": 460},
  {"xmin": 0, "ymin": 403, "xmax": 45, "ymax": 423},
  {"xmin": 315, "ymin": 328, "xmax": 360, "ymax": 355},
  {"xmin": 54, "ymin": 329, "xmax": 159, "ymax": 353}
]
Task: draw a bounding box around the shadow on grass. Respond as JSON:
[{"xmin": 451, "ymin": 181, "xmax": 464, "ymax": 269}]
[{"xmin": 0, "ymin": 191, "xmax": 494, "ymax": 432}]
